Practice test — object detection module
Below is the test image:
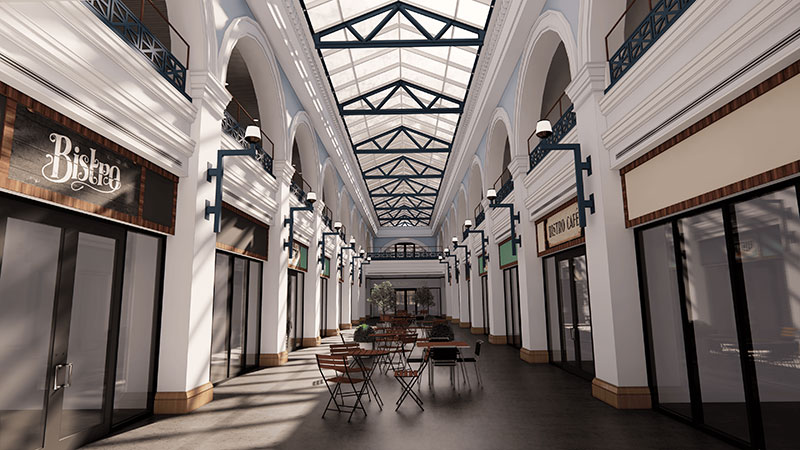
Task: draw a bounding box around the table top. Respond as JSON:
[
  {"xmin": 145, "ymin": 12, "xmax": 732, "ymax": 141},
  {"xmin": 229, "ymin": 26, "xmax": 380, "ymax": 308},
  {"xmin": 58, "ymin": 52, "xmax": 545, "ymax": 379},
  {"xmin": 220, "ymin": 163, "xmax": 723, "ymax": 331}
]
[
  {"xmin": 347, "ymin": 349, "xmax": 389, "ymax": 356},
  {"xmin": 417, "ymin": 341, "xmax": 470, "ymax": 348}
]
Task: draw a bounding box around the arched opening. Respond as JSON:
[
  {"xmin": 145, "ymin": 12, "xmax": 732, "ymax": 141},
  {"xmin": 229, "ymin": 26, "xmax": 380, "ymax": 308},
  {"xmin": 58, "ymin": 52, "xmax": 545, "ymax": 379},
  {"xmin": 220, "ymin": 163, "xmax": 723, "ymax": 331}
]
[
  {"xmin": 320, "ymin": 164, "xmax": 337, "ymax": 231},
  {"xmin": 540, "ymin": 43, "xmax": 573, "ymax": 125},
  {"xmin": 487, "ymin": 119, "xmax": 513, "ymax": 204},
  {"xmin": 468, "ymin": 162, "xmax": 485, "ymax": 227},
  {"xmin": 289, "ymin": 124, "xmax": 317, "ymax": 203},
  {"xmin": 456, "ymin": 189, "xmax": 468, "ymax": 242}
]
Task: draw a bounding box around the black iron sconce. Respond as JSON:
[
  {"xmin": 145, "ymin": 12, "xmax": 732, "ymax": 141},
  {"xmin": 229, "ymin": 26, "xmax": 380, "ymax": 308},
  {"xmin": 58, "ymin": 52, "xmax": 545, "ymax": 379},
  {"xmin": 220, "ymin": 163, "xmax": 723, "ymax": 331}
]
[
  {"xmin": 205, "ymin": 126, "xmax": 260, "ymax": 232},
  {"xmin": 283, "ymin": 191, "xmax": 317, "ymax": 259},
  {"xmin": 319, "ymin": 221, "xmax": 342, "ymax": 264},
  {"xmin": 463, "ymin": 219, "xmax": 489, "ymax": 262}
]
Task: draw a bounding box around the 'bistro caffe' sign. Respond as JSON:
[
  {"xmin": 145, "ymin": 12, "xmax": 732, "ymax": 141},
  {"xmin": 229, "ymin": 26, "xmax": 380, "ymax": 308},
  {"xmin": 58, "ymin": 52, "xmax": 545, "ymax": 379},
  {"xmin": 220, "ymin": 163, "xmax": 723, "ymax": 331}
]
[
  {"xmin": 0, "ymin": 84, "xmax": 178, "ymax": 233},
  {"xmin": 536, "ymin": 199, "xmax": 584, "ymax": 256}
]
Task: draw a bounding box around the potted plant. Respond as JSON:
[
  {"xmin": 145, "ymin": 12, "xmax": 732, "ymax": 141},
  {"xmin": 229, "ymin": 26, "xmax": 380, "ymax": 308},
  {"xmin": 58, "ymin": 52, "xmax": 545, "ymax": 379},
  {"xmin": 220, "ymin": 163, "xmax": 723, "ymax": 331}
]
[
  {"xmin": 430, "ymin": 322, "xmax": 454, "ymax": 341},
  {"xmin": 367, "ymin": 281, "xmax": 395, "ymax": 316},
  {"xmin": 353, "ymin": 323, "xmax": 375, "ymax": 343},
  {"xmin": 414, "ymin": 286, "xmax": 435, "ymax": 316}
]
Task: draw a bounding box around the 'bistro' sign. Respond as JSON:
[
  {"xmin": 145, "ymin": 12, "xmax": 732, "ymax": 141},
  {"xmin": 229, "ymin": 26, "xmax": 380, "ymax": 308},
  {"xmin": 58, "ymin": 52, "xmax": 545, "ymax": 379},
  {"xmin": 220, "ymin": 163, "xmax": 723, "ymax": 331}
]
[
  {"xmin": 0, "ymin": 83, "xmax": 179, "ymax": 234},
  {"xmin": 536, "ymin": 199, "xmax": 584, "ymax": 255}
]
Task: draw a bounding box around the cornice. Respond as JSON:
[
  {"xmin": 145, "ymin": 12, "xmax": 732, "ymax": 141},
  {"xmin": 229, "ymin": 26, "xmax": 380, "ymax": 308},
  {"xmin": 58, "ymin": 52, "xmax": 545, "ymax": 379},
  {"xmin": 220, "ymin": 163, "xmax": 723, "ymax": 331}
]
[
  {"xmin": 278, "ymin": 0, "xmax": 378, "ymax": 233},
  {"xmin": 432, "ymin": 0, "xmax": 514, "ymax": 232},
  {"xmin": 191, "ymin": 70, "xmax": 231, "ymax": 121},
  {"xmin": 565, "ymin": 62, "xmax": 606, "ymax": 110}
]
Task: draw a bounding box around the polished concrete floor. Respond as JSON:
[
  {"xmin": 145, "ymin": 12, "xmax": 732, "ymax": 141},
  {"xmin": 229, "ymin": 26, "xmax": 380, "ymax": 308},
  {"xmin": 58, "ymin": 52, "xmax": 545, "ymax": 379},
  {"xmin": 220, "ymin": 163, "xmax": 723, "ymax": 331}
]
[{"xmin": 87, "ymin": 328, "xmax": 735, "ymax": 450}]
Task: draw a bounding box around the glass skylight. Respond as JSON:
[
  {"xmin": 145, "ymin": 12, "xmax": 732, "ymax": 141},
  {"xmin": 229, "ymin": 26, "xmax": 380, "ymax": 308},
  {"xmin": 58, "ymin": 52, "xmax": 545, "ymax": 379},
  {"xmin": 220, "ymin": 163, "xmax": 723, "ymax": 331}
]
[{"xmin": 300, "ymin": 0, "xmax": 494, "ymax": 226}]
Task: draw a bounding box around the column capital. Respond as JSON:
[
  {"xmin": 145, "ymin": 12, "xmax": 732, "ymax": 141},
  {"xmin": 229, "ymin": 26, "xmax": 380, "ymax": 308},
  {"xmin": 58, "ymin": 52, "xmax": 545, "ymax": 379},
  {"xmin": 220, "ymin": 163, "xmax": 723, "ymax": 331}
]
[
  {"xmin": 508, "ymin": 155, "xmax": 529, "ymax": 181},
  {"xmin": 273, "ymin": 160, "xmax": 296, "ymax": 182},
  {"xmin": 566, "ymin": 62, "xmax": 607, "ymax": 110},
  {"xmin": 189, "ymin": 71, "xmax": 231, "ymax": 121}
]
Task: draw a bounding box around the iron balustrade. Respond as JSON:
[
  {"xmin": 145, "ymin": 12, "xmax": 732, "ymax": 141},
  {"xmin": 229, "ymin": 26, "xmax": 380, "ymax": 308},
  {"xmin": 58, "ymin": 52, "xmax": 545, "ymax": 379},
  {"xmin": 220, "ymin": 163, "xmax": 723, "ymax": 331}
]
[
  {"xmin": 493, "ymin": 168, "xmax": 514, "ymax": 204},
  {"xmin": 290, "ymin": 174, "xmax": 312, "ymax": 205},
  {"xmin": 474, "ymin": 203, "xmax": 485, "ymax": 227},
  {"xmin": 367, "ymin": 247, "xmax": 444, "ymax": 260},
  {"xmin": 85, "ymin": 0, "xmax": 190, "ymax": 97},
  {"xmin": 322, "ymin": 205, "xmax": 333, "ymax": 230},
  {"xmin": 528, "ymin": 104, "xmax": 577, "ymax": 172},
  {"xmin": 221, "ymin": 111, "xmax": 275, "ymax": 177},
  {"xmin": 338, "ymin": 224, "xmax": 347, "ymax": 241},
  {"xmin": 606, "ymin": 0, "xmax": 696, "ymax": 88}
]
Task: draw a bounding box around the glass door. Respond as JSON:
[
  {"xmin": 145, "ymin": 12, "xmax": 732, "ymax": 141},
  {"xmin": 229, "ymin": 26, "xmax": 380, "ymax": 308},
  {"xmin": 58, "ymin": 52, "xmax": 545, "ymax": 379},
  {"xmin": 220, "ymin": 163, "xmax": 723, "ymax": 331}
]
[
  {"xmin": 287, "ymin": 270, "xmax": 305, "ymax": 351},
  {"xmin": 211, "ymin": 252, "xmax": 263, "ymax": 383},
  {"xmin": 548, "ymin": 246, "xmax": 595, "ymax": 379},
  {"xmin": 319, "ymin": 278, "xmax": 328, "ymax": 338},
  {"xmin": 0, "ymin": 197, "xmax": 126, "ymax": 450},
  {"xmin": 503, "ymin": 266, "xmax": 522, "ymax": 348},
  {"xmin": 481, "ymin": 275, "xmax": 490, "ymax": 335}
]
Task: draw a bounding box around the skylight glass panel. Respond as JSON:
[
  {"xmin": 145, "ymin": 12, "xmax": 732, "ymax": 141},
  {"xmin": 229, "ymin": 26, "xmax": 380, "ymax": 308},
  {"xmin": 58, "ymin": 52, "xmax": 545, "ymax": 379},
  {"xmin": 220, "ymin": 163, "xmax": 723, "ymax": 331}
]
[{"xmin": 300, "ymin": 0, "xmax": 494, "ymax": 226}]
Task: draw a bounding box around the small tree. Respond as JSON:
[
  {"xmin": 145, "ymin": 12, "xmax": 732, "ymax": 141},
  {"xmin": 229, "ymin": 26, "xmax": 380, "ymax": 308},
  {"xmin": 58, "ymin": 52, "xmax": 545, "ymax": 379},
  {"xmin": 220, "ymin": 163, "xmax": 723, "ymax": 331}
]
[
  {"xmin": 415, "ymin": 286, "xmax": 435, "ymax": 314},
  {"xmin": 368, "ymin": 281, "xmax": 395, "ymax": 314}
]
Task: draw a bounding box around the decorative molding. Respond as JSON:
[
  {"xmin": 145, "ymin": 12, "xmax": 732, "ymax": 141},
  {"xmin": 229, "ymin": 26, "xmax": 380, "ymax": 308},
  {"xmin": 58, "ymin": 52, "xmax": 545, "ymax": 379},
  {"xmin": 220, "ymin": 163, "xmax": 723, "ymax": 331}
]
[
  {"xmin": 620, "ymin": 58, "xmax": 800, "ymax": 227},
  {"xmin": 470, "ymin": 327, "xmax": 486, "ymax": 335},
  {"xmin": 459, "ymin": 321, "xmax": 471, "ymax": 329},
  {"xmin": 591, "ymin": 378, "xmax": 651, "ymax": 409},
  {"xmin": 154, "ymin": 382, "xmax": 213, "ymax": 415},
  {"xmin": 301, "ymin": 337, "xmax": 321, "ymax": 347}
]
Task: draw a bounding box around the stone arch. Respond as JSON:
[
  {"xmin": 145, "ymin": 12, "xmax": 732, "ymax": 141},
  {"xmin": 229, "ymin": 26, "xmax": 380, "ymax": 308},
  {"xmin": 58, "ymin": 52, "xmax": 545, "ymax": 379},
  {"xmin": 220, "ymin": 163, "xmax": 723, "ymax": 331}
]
[
  {"xmin": 515, "ymin": 10, "xmax": 579, "ymax": 160},
  {"xmin": 165, "ymin": 0, "xmax": 216, "ymax": 75},
  {"xmin": 320, "ymin": 159, "xmax": 338, "ymax": 224},
  {"xmin": 579, "ymin": 0, "xmax": 629, "ymax": 66},
  {"xmin": 467, "ymin": 156, "xmax": 484, "ymax": 226},
  {"xmin": 287, "ymin": 113, "xmax": 320, "ymax": 195},
  {"xmin": 486, "ymin": 111, "xmax": 512, "ymax": 194},
  {"xmin": 455, "ymin": 185, "xmax": 468, "ymax": 242},
  {"xmin": 218, "ymin": 17, "xmax": 286, "ymax": 160}
]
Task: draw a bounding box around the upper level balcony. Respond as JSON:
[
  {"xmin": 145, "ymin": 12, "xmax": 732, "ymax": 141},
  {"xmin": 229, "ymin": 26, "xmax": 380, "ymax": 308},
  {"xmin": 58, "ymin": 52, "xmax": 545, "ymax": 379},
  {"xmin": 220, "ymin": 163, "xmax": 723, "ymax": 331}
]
[
  {"xmin": 367, "ymin": 246, "xmax": 444, "ymax": 261},
  {"xmin": 529, "ymin": 92, "xmax": 576, "ymax": 172},
  {"xmin": 222, "ymin": 97, "xmax": 275, "ymax": 177},
  {"xmin": 322, "ymin": 205, "xmax": 333, "ymax": 230},
  {"xmin": 606, "ymin": 0, "xmax": 696, "ymax": 89},
  {"xmin": 492, "ymin": 168, "xmax": 514, "ymax": 205},
  {"xmin": 85, "ymin": 0, "xmax": 190, "ymax": 98},
  {"xmin": 290, "ymin": 173, "xmax": 313, "ymax": 206},
  {"xmin": 474, "ymin": 202, "xmax": 485, "ymax": 228}
]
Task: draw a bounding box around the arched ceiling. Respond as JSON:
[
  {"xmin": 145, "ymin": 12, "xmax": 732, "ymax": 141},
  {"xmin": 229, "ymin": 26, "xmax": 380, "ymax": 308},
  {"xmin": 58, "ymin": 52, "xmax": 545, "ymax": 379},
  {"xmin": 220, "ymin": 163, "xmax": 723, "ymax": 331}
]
[{"xmin": 299, "ymin": 0, "xmax": 495, "ymax": 227}]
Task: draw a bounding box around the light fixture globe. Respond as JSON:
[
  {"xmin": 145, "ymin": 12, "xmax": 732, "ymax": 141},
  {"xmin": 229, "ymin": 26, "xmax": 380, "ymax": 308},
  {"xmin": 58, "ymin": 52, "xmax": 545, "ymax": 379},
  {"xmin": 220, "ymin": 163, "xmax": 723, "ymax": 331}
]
[
  {"xmin": 444, "ymin": 248, "xmax": 449, "ymax": 254},
  {"xmin": 535, "ymin": 120, "xmax": 553, "ymax": 139},
  {"xmin": 244, "ymin": 126, "xmax": 261, "ymax": 143},
  {"xmin": 349, "ymin": 237, "xmax": 356, "ymax": 245},
  {"xmin": 464, "ymin": 219, "xmax": 472, "ymax": 229},
  {"xmin": 486, "ymin": 189, "xmax": 497, "ymax": 201},
  {"xmin": 366, "ymin": 256, "xmax": 372, "ymax": 262},
  {"xmin": 333, "ymin": 221, "xmax": 342, "ymax": 231},
  {"xmin": 306, "ymin": 192, "xmax": 317, "ymax": 204},
  {"xmin": 438, "ymin": 255, "xmax": 443, "ymax": 260},
  {"xmin": 360, "ymin": 249, "xmax": 365, "ymax": 256},
  {"xmin": 452, "ymin": 236, "xmax": 458, "ymax": 244}
]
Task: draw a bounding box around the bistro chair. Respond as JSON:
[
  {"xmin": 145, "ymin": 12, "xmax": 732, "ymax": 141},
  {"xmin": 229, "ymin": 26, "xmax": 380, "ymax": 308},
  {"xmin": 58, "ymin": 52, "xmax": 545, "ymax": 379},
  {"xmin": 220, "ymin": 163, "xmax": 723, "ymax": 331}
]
[
  {"xmin": 316, "ymin": 354, "xmax": 369, "ymax": 422},
  {"xmin": 330, "ymin": 343, "xmax": 383, "ymax": 409},
  {"xmin": 456, "ymin": 340, "xmax": 483, "ymax": 386},
  {"xmin": 428, "ymin": 347, "xmax": 468, "ymax": 388},
  {"xmin": 394, "ymin": 348, "xmax": 428, "ymax": 411}
]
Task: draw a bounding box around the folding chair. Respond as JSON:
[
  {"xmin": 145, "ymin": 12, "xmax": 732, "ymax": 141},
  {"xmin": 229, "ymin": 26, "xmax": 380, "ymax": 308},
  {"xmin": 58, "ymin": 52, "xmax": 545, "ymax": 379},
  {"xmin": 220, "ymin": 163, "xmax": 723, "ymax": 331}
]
[
  {"xmin": 457, "ymin": 340, "xmax": 483, "ymax": 386},
  {"xmin": 330, "ymin": 343, "xmax": 383, "ymax": 409},
  {"xmin": 316, "ymin": 354, "xmax": 369, "ymax": 422},
  {"xmin": 394, "ymin": 348, "xmax": 428, "ymax": 411},
  {"xmin": 428, "ymin": 347, "xmax": 467, "ymax": 388}
]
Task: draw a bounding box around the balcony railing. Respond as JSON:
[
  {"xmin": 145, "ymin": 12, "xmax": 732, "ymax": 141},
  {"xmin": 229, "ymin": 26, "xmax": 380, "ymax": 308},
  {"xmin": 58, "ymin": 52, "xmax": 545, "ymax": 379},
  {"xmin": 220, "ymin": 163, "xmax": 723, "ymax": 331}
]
[
  {"xmin": 338, "ymin": 224, "xmax": 347, "ymax": 241},
  {"xmin": 322, "ymin": 205, "xmax": 333, "ymax": 230},
  {"xmin": 493, "ymin": 168, "xmax": 514, "ymax": 204},
  {"xmin": 222, "ymin": 97, "xmax": 275, "ymax": 177},
  {"xmin": 528, "ymin": 104, "xmax": 576, "ymax": 172},
  {"xmin": 474, "ymin": 202, "xmax": 485, "ymax": 227},
  {"xmin": 367, "ymin": 247, "xmax": 444, "ymax": 261},
  {"xmin": 290, "ymin": 174, "xmax": 312, "ymax": 205},
  {"xmin": 606, "ymin": 0, "xmax": 696, "ymax": 88},
  {"xmin": 85, "ymin": 0, "xmax": 190, "ymax": 98}
]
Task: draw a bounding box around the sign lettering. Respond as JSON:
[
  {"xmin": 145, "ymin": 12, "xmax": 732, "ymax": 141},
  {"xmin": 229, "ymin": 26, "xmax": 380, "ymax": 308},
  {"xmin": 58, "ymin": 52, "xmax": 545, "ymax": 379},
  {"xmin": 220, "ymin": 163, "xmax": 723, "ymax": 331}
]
[{"xmin": 42, "ymin": 133, "xmax": 122, "ymax": 193}]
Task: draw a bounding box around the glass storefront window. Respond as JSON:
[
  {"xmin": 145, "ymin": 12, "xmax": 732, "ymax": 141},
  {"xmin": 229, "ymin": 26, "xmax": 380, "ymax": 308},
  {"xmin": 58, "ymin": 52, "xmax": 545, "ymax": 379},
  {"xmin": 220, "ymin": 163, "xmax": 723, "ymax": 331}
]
[
  {"xmin": 734, "ymin": 187, "xmax": 800, "ymax": 449},
  {"xmin": 639, "ymin": 224, "xmax": 692, "ymax": 418}
]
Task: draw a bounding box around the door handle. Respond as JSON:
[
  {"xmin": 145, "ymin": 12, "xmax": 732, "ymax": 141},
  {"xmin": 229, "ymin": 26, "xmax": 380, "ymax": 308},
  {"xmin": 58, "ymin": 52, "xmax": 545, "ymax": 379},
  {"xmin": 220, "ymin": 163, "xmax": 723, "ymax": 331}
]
[
  {"xmin": 53, "ymin": 363, "xmax": 74, "ymax": 391},
  {"xmin": 570, "ymin": 328, "xmax": 576, "ymax": 341}
]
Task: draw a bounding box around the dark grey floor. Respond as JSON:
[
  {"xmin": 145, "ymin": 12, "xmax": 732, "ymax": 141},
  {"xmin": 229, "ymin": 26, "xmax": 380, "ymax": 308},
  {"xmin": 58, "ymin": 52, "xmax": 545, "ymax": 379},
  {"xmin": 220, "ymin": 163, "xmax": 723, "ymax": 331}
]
[{"xmin": 87, "ymin": 327, "xmax": 735, "ymax": 450}]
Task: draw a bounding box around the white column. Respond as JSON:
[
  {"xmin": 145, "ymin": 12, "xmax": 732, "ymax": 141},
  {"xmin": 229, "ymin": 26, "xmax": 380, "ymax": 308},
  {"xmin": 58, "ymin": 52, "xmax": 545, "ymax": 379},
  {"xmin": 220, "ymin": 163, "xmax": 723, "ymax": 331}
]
[
  {"xmin": 302, "ymin": 202, "xmax": 323, "ymax": 345},
  {"xmin": 156, "ymin": 73, "xmax": 227, "ymax": 412},
  {"xmin": 567, "ymin": 62, "xmax": 648, "ymax": 398},
  {"xmin": 467, "ymin": 233, "xmax": 485, "ymax": 333},
  {"xmin": 340, "ymin": 250, "xmax": 353, "ymax": 329},
  {"xmin": 261, "ymin": 161, "xmax": 294, "ymax": 365},
  {"xmin": 325, "ymin": 236, "xmax": 340, "ymax": 335},
  {"xmin": 508, "ymin": 156, "xmax": 549, "ymax": 362},
  {"xmin": 457, "ymin": 249, "xmax": 471, "ymax": 328},
  {"xmin": 485, "ymin": 199, "xmax": 507, "ymax": 344}
]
